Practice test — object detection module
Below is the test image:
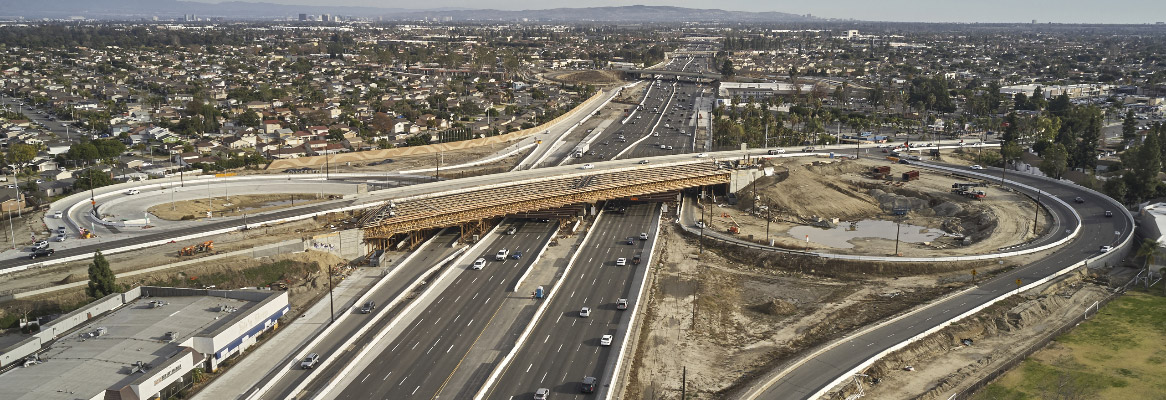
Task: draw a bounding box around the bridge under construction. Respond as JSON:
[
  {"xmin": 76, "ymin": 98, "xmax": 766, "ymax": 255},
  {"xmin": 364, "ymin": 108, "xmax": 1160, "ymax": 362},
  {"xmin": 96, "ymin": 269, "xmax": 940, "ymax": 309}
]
[{"xmin": 358, "ymin": 162, "xmax": 731, "ymax": 249}]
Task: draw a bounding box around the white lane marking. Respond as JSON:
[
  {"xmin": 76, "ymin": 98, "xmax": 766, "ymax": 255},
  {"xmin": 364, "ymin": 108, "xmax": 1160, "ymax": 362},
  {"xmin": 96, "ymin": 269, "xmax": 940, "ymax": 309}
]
[
  {"xmin": 544, "ymin": 334, "xmax": 551, "ymax": 343},
  {"xmin": 384, "ymin": 372, "xmax": 391, "ymax": 380},
  {"xmin": 412, "ymin": 386, "xmax": 420, "ymax": 395},
  {"xmin": 570, "ymin": 290, "xmax": 576, "ymax": 298},
  {"xmin": 527, "ymin": 363, "xmax": 533, "ymax": 373},
  {"xmin": 399, "ymin": 377, "xmax": 407, "ymax": 386},
  {"xmin": 455, "ymin": 295, "xmax": 461, "ymax": 303},
  {"xmin": 485, "ymin": 297, "xmax": 491, "ymax": 304},
  {"xmin": 467, "ymin": 319, "xmax": 474, "ymax": 327},
  {"xmin": 472, "ymin": 293, "xmax": 478, "ymax": 300},
  {"xmin": 447, "ymin": 344, "xmax": 455, "ymax": 353},
  {"xmin": 436, "ymin": 296, "xmax": 444, "ymax": 304},
  {"xmin": 434, "ymin": 317, "xmax": 441, "ymax": 325},
  {"xmin": 555, "ymin": 314, "xmax": 562, "ymax": 324},
  {"xmin": 557, "ymin": 344, "xmax": 563, "ymax": 352},
  {"xmin": 453, "ymin": 314, "xmax": 460, "ymax": 323},
  {"xmin": 362, "ymin": 373, "xmax": 370, "ymax": 383},
  {"xmin": 540, "ymin": 372, "xmax": 548, "ymax": 383},
  {"xmin": 411, "ymin": 342, "xmax": 419, "ymax": 350},
  {"xmin": 472, "ymin": 277, "xmax": 478, "ymax": 284}
]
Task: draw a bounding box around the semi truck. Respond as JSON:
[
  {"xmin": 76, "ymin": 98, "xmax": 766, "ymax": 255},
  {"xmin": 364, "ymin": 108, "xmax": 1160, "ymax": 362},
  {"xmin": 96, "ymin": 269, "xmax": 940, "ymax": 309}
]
[{"xmin": 573, "ymin": 142, "xmax": 590, "ymax": 158}]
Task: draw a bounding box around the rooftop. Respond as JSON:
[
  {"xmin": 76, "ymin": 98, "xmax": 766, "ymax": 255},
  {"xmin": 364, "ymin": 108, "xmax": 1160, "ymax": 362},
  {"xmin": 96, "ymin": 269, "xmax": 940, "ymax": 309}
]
[{"xmin": 0, "ymin": 293, "xmax": 254, "ymax": 400}]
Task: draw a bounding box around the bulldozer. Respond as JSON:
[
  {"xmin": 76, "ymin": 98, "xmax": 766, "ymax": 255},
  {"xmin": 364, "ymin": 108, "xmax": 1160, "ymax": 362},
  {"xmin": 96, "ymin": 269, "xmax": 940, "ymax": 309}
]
[{"xmin": 79, "ymin": 228, "xmax": 96, "ymax": 239}]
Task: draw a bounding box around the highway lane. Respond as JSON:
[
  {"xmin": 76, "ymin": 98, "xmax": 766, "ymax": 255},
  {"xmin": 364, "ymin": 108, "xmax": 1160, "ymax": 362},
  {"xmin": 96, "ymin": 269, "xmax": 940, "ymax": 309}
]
[
  {"xmin": 486, "ymin": 204, "xmax": 658, "ymax": 399},
  {"xmin": 745, "ymin": 166, "xmax": 1131, "ymax": 399},
  {"xmin": 257, "ymin": 229, "xmax": 463, "ymax": 400},
  {"xmin": 325, "ymin": 220, "xmax": 558, "ymax": 400}
]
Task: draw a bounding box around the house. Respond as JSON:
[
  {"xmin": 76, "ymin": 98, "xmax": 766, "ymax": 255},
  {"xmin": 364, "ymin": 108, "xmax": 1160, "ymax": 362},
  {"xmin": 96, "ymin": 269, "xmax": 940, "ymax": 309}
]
[
  {"xmin": 37, "ymin": 179, "xmax": 73, "ymax": 197},
  {"xmin": 0, "ymin": 191, "xmax": 25, "ymax": 213},
  {"xmin": 262, "ymin": 120, "xmax": 282, "ymax": 134},
  {"xmin": 41, "ymin": 169, "xmax": 72, "ymax": 181},
  {"xmin": 265, "ymin": 147, "xmax": 306, "ymax": 159}
]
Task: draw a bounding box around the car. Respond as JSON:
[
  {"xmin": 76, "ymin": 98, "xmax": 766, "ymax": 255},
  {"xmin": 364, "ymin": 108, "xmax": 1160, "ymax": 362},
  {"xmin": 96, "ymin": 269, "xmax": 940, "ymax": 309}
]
[
  {"xmin": 581, "ymin": 164, "xmax": 594, "ymax": 170},
  {"xmin": 580, "ymin": 376, "xmax": 598, "ymax": 393},
  {"xmin": 126, "ymin": 189, "xmax": 139, "ymax": 195},
  {"xmin": 506, "ymin": 226, "xmax": 517, "ymax": 235},
  {"xmin": 625, "ymin": 237, "xmax": 635, "ymax": 245},
  {"xmin": 495, "ymin": 249, "xmax": 509, "ymax": 260},
  {"xmin": 52, "ymin": 211, "xmax": 63, "ymax": 218},
  {"xmin": 300, "ymin": 353, "xmax": 320, "ymax": 369},
  {"xmin": 579, "ymin": 307, "xmax": 591, "ymax": 317},
  {"xmin": 510, "ymin": 251, "xmax": 523, "ymax": 260},
  {"xmin": 1100, "ymin": 245, "xmax": 1114, "ymax": 253},
  {"xmin": 534, "ymin": 388, "xmax": 551, "ymax": 400},
  {"xmin": 695, "ymin": 221, "xmax": 705, "ymax": 228},
  {"xmin": 600, "ymin": 334, "xmax": 613, "ymax": 346},
  {"xmin": 1105, "ymin": 210, "xmax": 1113, "ymax": 217},
  {"xmin": 666, "ymin": 145, "xmax": 673, "ymax": 150},
  {"xmin": 767, "ymin": 149, "xmax": 786, "ymax": 155},
  {"xmin": 802, "ymin": 146, "xmax": 815, "ymax": 152},
  {"xmin": 57, "ymin": 226, "xmax": 66, "ymax": 235},
  {"xmin": 54, "ymin": 234, "xmax": 66, "ymax": 242},
  {"xmin": 360, "ymin": 301, "xmax": 376, "ymax": 314},
  {"xmin": 616, "ymin": 258, "xmax": 627, "ymax": 266},
  {"xmin": 472, "ymin": 258, "xmax": 486, "ymax": 270},
  {"xmin": 33, "ymin": 240, "xmax": 49, "ymax": 250},
  {"xmin": 30, "ymin": 249, "xmax": 54, "ymax": 259},
  {"xmin": 632, "ymin": 254, "xmax": 641, "ymax": 265},
  {"xmin": 1074, "ymin": 197, "xmax": 1085, "ymax": 203},
  {"xmin": 617, "ymin": 298, "xmax": 629, "ymax": 310},
  {"xmin": 639, "ymin": 232, "xmax": 648, "ymax": 240},
  {"xmin": 695, "ymin": 153, "xmax": 708, "ymax": 158},
  {"xmin": 970, "ymin": 165, "xmax": 984, "ymax": 170},
  {"xmin": 638, "ymin": 160, "xmax": 650, "ymax": 164}
]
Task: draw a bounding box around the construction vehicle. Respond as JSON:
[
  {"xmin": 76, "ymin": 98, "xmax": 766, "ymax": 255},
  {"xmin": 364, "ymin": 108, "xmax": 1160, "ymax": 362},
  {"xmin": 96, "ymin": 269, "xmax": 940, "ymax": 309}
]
[
  {"xmin": 78, "ymin": 228, "xmax": 96, "ymax": 239},
  {"xmin": 179, "ymin": 241, "xmax": 215, "ymax": 256},
  {"xmin": 951, "ymin": 182, "xmax": 987, "ymax": 199}
]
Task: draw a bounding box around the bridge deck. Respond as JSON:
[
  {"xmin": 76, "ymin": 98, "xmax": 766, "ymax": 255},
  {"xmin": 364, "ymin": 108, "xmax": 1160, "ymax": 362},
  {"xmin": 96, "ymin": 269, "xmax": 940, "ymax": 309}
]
[{"xmin": 360, "ymin": 163, "xmax": 730, "ymax": 243}]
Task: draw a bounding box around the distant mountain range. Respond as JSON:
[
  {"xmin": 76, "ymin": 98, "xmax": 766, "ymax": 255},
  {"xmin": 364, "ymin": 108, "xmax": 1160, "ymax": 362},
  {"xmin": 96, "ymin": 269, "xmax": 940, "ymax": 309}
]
[{"xmin": 0, "ymin": 0, "xmax": 816, "ymax": 22}]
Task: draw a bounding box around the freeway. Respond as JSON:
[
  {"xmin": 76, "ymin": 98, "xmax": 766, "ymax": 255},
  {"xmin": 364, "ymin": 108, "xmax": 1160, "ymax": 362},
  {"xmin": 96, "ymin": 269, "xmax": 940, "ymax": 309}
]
[
  {"xmin": 255, "ymin": 228, "xmax": 463, "ymax": 400},
  {"xmin": 742, "ymin": 163, "xmax": 1131, "ymax": 399},
  {"xmin": 485, "ymin": 204, "xmax": 659, "ymax": 399},
  {"xmin": 317, "ymin": 220, "xmax": 558, "ymax": 400}
]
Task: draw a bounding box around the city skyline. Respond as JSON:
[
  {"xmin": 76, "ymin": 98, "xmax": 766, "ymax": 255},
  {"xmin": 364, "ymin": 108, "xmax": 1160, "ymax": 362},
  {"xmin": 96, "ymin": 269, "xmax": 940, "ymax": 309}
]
[{"xmin": 185, "ymin": 0, "xmax": 1166, "ymax": 24}]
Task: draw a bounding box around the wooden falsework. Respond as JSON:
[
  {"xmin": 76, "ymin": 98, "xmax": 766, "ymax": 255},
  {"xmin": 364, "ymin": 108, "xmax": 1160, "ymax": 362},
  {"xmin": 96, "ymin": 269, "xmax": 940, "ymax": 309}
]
[{"xmin": 360, "ymin": 164, "xmax": 730, "ymax": 246}]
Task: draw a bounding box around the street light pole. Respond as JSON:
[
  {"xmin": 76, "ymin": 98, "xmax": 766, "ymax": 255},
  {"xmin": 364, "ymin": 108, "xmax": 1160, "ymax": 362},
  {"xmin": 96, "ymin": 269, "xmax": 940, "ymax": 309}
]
[{"xmin": 894, "ymin": 217, "xmax": 903, "ymax": 256}]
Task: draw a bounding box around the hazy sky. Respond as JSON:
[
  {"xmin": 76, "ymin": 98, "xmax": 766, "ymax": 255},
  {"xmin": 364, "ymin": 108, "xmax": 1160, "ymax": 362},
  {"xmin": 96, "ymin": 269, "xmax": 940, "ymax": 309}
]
[{"xmin": 193, "ymin": 0, "xmax": 1166, "ymax": 24}]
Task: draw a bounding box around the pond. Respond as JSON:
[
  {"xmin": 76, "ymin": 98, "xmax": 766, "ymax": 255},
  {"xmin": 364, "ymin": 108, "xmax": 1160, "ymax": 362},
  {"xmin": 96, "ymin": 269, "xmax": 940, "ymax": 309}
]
[{"xmin": 788, "ymin": 219, "xmax": 949, "ymax": 249}]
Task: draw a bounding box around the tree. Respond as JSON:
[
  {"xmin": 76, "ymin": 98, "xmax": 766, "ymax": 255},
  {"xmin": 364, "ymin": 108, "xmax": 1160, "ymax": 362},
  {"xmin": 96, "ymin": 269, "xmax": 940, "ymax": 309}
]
[
  {"xmin": 73, "ymin": 168, "xmax": 114, "ymax": 191},
  {"xmin": 86, "ymin": 251, "xmax": 116, "ymax": 298},
  {"xmin": 7, "ymin": 143, "xmax": 36, "ymax": 168},
  {"xmin": 1121, "ymin": 130, "xmax": 1161, "ymax": 203},
  {"xmin": 720, "ymin": 59, "xmax": 734, "ymax": 78},
  {"xmin": 1136, "ymin": 238, "xmax": 1160, "ymax": 277},
  {"xmin": 238, "ymin": 110, "xmax": 261, "ymax": 128},
  {"xmin": 1122, "ymin": 110, "xmax": 1138, "ymax": 147},
  {"xmin": 1039, "ymin": 143, "xmax": 1069, "ymax": 179}
]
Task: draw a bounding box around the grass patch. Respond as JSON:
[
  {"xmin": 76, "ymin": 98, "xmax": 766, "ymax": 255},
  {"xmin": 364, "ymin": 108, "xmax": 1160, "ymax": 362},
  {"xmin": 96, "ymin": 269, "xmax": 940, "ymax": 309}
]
[
  {"xmin": 973, "ymin": 290, "xmax": 1166, "ymax": 400},
  {"xmin": 148, "ymin": 259, "xmax": 320, "ymax": 289}
]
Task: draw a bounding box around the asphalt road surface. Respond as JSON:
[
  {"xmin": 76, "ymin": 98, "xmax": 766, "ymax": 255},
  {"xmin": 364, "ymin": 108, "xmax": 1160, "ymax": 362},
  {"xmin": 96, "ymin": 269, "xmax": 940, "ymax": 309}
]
[
  {"xmin": 326, "ymin": 220, "xmax": 557, "ymax": 400},
  {"xmin": 485, "ymin": 204, "xmax": 658, "ymax": 400},
  {"xmin": 258, "ymin": 229, "xmax": 463, "ymax": 400},
  {"xmin": 746, "ymin": 165, "xmax": 1131, "ymax": 399}
]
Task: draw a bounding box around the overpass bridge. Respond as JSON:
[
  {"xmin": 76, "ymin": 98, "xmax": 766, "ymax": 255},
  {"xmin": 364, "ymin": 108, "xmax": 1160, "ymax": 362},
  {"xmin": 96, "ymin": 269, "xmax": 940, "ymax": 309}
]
[
  {"xmin": 357, "ymin": 162, "xmax": 730, "ymax": 248},
  {"xmin": 615, "ymin": 68, "xmax": 722, "ymax": 83}
]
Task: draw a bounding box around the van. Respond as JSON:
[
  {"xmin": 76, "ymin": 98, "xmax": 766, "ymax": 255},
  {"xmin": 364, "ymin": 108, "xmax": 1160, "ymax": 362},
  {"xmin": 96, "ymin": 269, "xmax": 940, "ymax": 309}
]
[{"xmin": 495, "ymin": 249, "xmax": 509, "ymax": 261}]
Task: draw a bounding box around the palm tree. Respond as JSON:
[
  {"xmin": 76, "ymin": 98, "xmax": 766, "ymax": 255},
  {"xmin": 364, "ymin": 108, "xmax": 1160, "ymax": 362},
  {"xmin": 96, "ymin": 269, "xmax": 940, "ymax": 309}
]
[{"xmin": 1135, "ymin": 238, "xmax": 1161, "ymax": 289}]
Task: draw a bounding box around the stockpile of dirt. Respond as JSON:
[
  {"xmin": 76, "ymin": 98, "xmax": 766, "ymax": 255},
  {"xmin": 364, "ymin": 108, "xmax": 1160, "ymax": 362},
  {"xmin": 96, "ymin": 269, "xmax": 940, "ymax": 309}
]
[
  {"xmin": 754, "ymin": 160, "xmax": 881, "ymax": 221},
  {"xmin": 148, "ymin": 194, "xmax": 324, "ymax": 221}
]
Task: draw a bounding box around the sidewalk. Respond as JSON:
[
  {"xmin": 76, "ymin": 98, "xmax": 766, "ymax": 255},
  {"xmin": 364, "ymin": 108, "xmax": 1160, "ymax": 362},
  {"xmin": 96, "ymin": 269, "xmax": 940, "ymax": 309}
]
[
  {"xmin": 438, "ymin": 227, "xmax": 589, "ymax": 398},
  {"xmin": 195, "ymin": 263, "xmax": 390, "ymax": 400}
]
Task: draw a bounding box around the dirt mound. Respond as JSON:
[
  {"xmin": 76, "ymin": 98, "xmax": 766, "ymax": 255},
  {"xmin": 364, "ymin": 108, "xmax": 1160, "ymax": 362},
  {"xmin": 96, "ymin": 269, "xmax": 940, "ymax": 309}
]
[
  {"xmin": 547, "ymin": 70, "xmax": 622, "ymax": 85},
  {"xmin": 755, "ymin": 160, "xmax": 881, "ymax": 220},
  {"xmin": 749, "ymin": 298, "xmax": 798, "ymax": 316},
  {"xmin": 56, "ymin": 274, "xmax": 80, "ymax": 285},
  {"xmin": 148, "ymin": 193, "xmax": 325, "ymax": 221}
]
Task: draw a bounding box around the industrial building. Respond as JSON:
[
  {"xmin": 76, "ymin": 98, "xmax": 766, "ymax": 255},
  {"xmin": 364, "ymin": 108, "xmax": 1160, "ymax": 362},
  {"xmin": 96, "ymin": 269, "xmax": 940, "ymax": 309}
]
[
  {"xmin": 0, "ymin": 286, "xmax": 288, "ymax": 400},
  {"xmin": 716, "ymin": 81, "xmax": 817, "ymax": 99}
]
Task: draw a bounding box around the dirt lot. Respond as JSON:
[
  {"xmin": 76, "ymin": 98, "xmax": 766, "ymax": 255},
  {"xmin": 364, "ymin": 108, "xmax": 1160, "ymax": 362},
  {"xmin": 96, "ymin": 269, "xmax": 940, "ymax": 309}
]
[
  {"xmin": 621, "ymin": 224, "xmax": 991, "ymax": 399},
  {"xmin": 147, "ymin": 193, "xmax": 325, "ymax": 221},
  {"xmin": 716, "ymin": 157, "xmax": 1046, "ymax": 257},
  {"xmin": 544, "ymin": 70, "xmax": 624, "ymax": 86}
]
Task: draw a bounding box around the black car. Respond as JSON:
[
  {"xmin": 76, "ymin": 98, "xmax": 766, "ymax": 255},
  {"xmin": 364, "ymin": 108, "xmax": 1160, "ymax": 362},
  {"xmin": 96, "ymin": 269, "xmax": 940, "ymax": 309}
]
[
  {"xmin": 581, "ymin": 376, "xmax": 598, "ymax": 393},
  {"xmin": 360, "ymin": 301, "xmax": 375, "ymax": 314},
  {"xmin": 30, "ymin": 248, "xmax": 54, "ymax": 259},
  {"xmin": 1074, "ymin": 197, "xmax": 1085, "ymax": 203}
]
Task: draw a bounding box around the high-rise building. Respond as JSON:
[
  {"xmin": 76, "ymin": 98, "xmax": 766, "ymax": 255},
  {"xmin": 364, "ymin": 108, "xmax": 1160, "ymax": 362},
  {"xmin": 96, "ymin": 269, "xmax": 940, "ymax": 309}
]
[{"xmin": 299, "ymin": 13, "xmax": 308, "ymax": 21}]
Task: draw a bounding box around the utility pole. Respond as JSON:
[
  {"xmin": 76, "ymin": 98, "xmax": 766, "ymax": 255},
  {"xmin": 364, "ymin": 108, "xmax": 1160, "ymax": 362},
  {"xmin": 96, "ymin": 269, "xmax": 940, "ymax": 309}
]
[
  {"xmin": 1033, "ymin": 189, "xmax": 1041, "ymax": 235},
  {"xmin": 681, "ymin": 366, "xmax": 687, "ymax": 400},
  {"xmin": 894, "ymin": 216, "xmax": 903, "ymax": 256}
]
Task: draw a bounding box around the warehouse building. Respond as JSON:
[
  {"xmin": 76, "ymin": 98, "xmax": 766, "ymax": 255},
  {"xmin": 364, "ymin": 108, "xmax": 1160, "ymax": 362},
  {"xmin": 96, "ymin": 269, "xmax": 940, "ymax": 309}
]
[{"xmin": 0, "ymin": 286, "xmax": 288, "ymax": 400}]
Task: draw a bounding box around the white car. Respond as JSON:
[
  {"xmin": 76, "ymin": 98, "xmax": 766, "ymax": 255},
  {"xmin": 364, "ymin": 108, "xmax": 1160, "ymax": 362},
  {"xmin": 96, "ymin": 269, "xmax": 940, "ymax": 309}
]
[
  {"xmin": 581, "ymin": 164, "xmax": 594, "ymax": 170},
  {"xmin": 579, "ymin": 307, "xmax": 591, "ymax": 317},
  {"xmin": 970, "ymin": 165, "xmax": 984, "ymax": 170},
  {"xmin": 126, "ymin": 189, "xmax": 140, "ymax": 195},
  {"xmin": 52, "ymin": 211, "xmax": 63, "ymax": 218},
  {"xmin": 695, "ymin": 153, "xmax": 708, "ymax": 158},
  {"xmin": 600, "ymin": 334, "xmax": 613, "ymax": 346},
  {"xmin": 1100, "ymin": 245, "xmax": 1113, "ymax": 253},
  {"xmin": 616, "ymin": 258, "xmax": 627, "ymax": 266},
  {"xmin": 471, "ymin": 258, "xmax": 486, "ymax": 270}
]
